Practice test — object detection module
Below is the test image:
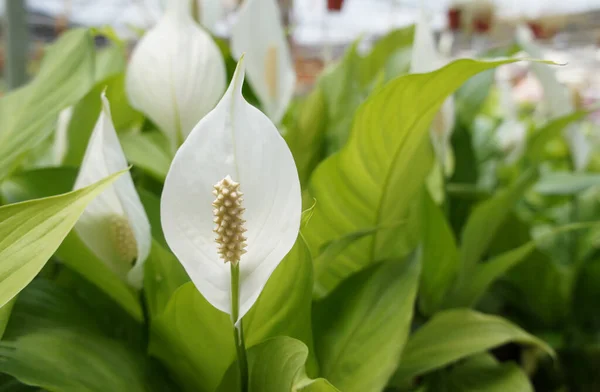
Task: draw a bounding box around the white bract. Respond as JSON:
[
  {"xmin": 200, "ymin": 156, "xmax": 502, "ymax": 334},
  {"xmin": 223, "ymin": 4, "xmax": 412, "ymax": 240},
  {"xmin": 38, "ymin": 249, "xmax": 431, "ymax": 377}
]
[
  {"xmin": 230, "ymin": 0, "xmax": 296, "ymax": 124},
  {"xmin": 411, "ymin": 11, "xmax": 456, "ymax": 172},
  {"xmin": 74, "ymin": 93, "xmax": 151, "ymax": 289},
  {"xmin": 496, "ymin": 75, "xmax": 527, "ymax": 163},
  {"xmin": 516, "ymin": 25, "xmax": 590, "ymax": 171},
  {"xmin": 126, "ymin": 0, "xmax": 226, "ymax": 151},
  {"xmin": 161, "ymin": 58, "xmax": 301, "ymax": 322}
]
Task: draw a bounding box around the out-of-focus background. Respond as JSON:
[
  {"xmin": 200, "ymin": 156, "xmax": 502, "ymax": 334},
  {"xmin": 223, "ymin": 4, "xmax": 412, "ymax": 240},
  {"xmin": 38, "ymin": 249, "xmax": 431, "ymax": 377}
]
[{"xmin": 2, "ymin": 0, "xmax": 600, "ymax": 98}]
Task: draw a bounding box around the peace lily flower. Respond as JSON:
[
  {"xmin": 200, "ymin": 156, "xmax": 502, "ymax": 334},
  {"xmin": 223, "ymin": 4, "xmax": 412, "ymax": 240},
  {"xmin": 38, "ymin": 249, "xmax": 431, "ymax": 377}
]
[
  {"xmin": 230, "ymin": 0, "xmax": 296, "ymax": 124},
  {"xmin": 161, "ymin": 57, "xmax": 301, "ymax": 321},
  {"xmin": 126, "ymin": 0, "xmax": 226, "ymax": 151},
  {"xmin": 495, "ymin": 75, "xmax": 526, "ymax": 163},
  {"xmin": 516, "ymin": 25, "xmax": 590, "ymax": 171},
  {"xmin": 74, "ymin": 93, "xmax": 151, "ymax": 289},
  {"xmin": 410, "ymin": 11, "xmax": 456, "ymax": 174}
]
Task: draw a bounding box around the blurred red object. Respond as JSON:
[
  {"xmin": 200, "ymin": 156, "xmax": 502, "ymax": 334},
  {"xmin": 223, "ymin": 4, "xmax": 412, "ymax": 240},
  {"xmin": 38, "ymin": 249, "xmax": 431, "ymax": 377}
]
[
  {"xmin": 327, "ymin": 0, "xmax": 344, "ymax": 11},
  {"xmin": 473, "ymin": 13, "xmax": 492, "ymax": 33},
  {"xmin": 448, "ymin": 7, "xmax": 462, "ymax": 31}
]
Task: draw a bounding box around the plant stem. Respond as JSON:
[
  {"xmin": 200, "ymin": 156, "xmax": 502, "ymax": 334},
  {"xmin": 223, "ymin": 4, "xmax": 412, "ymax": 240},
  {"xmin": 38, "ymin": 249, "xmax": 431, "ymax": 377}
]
[{"xmin": 230, "ymin": 262, "xmax": 249, "ymax": 392}]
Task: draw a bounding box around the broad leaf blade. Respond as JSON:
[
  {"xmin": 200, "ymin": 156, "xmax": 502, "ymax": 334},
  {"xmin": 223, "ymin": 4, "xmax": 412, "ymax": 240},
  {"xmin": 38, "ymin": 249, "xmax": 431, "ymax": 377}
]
[
  {"xmin": 305, "ymin": 58, "xmax": 526, "ymax": 296},
  {"xmin": 0, "ymin": 29, "xmax": 95, "ymax": 181},
  {"xmin": 391, "ymin": 309, "xmax": 553, "ymax": 386},
  {"xmin": 0, "ymin": 171, "xmax": 123, "ymax": 308},
  {"xmin": 313, "ymin": 253, "xmax": 421, "ymax": 392}
]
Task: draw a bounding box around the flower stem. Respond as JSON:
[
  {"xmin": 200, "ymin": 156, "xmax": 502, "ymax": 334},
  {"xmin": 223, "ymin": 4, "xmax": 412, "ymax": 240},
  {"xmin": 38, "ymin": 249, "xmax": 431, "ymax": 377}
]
[{"xmin": 230, "ymin": 262, "xmax": 249, "ymax": 392}]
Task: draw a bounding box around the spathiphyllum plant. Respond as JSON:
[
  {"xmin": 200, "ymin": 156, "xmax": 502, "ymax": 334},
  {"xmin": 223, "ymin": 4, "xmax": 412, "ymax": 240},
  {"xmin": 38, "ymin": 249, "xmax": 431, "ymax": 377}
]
[
  {"xmin": 2, "ymin": 14, "xmax": 600, "ymax": 392},
  {"xmin": 161, "ymin": 57, "xmax": 301, "ymax": 388},
  {"xmin": 126, "ymin": 0, "xmax": 226, "ymax": 151},
  {"xmin": 230, "ymin": 0, "xmax": 296, "ymax": 123},
  {"xmin": 73, "ymin": 93, "xmax": 151, "ymax": 289}
]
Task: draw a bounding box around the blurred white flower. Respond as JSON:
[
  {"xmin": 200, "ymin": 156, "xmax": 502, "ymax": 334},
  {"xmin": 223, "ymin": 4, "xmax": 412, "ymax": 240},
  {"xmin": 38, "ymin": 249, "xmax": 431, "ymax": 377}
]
[
  {"xmin": 126, "ymin": 0, "xmax": 226, "ymax": 151},
  {"xmin": 161, "ymin": 58, "xmax": 301, "ymax": 321},
  {"xmin": 230, "ymin": 0, "xmax": 296, "ymax": 124},
  {"xmin": 411, "ymin": 11, "xmax": 456, "ymax": 173},
  {"xmin": 74, "ymin": 93, "xmax": 151, "ymax": 289},
  {"xmin": 516, "ymin": 25, "xmax": 590, "ymax": 171}
]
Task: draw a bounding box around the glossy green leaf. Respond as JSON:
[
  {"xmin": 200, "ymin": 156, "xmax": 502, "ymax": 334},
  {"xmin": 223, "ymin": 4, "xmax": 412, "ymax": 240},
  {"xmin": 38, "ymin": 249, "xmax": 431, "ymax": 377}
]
[
  {"xmin": 0, "ymin": 167, "xmax": 77, "ymax": 204},
  {"xmin": 460, "ymin": 169, "xmax": 538, "ymax": 273},
  {"xmin": 144, "ymin": 240, "xmax": 189, "ymax": 319},
  {"xmin": 0, "ymin": 171, "xmax": 123, "ymax": 308},
  {"xmin": 284, "ymin": 88, "xmax": 328, "ymax": 187},
  {"xmin": 0, "ymin": 283, "xmax": 169, "ymax": 392},
  {"xmin": 419, "ymin": 190, "xmax": 459, "ymax": 315},
  {"xmin": 120, "ymin": 131, "xmax": 171, "ymax": 182},
  {"xmin": 216, "ymin": 337, "xmax": 338, "ymax": 392},
  {"xmin": 305, "ymin": 58, "xmax": 524, "ymax": 296},
  {"xmin": 424, "ymin": 353, "xmax": 533, "ymax": 392},
  {"xmin": 55, "ymin": 231, "xmax": 143, "ymax": 321},
  {"xmin": 0, "ymin": 29, "xmax": 95, "ymax": 181},
  {"xmin": 313, "ymin": 252, "xmax": 420, "ymax": 392},
  {"xmin": 149, "ymin": 283, "xmax": 234, "ymax": 392},
  {"xmin": 244, "ymin": 237, "xmax": 316, "ymax": 371},
  {"xmin": 391, "ymin": 309, "xmax": 553, "ymax": 386}
]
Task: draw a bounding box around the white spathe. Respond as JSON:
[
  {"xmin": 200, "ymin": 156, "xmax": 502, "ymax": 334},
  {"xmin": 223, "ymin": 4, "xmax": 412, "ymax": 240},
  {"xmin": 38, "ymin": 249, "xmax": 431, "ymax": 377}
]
[
  {"xmin": 126, "ymin": 0, "xmax": 226, "ymax": 151},
  {"xmin": 410, "ymin": 11, "xmax": 455, "ymax": 172},
  {"xmin": 161, "ymin": 58, "xmax": 301, "ymax": 321},
  {"xmin": 74, "ymin": 93, "xmax": 151, "ymax": 289},
  {"xmin": 230, "ymin": 0, "xmax": 296, "ymax": 124},
  {"xmin": 516, "ymin": 25, "xmax": 590, "ymax": 171}
]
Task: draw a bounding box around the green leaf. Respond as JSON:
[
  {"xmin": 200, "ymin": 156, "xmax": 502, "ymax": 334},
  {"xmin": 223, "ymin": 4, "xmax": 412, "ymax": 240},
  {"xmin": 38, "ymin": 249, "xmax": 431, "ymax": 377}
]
[
  {"xmin": 63, "ymin": 74, "xmax": 139, "ymax": 166},
  {"xmin": 305, "ymin": 58, "xmax": 524, "ymax": 296},
  {"xmin": 138, "ymin": 188, "xmax": 167, "ymax": 247},
  {"xmin": 526, "ymin": 110, "xmax": 589, "ymax": 164},
  {"xmin": 391, "ymin": 309, "xmax": 553, "ymax": 386},
  {"xmin": 0, "ymin": 29, "xmax": 95, "ymax": 181},
  {"xmin": 55, "ymin": 231, "xmax": 143, "ymax": 321},
  {"xmin": 0, "ymin": 171, "xmax": 123, "ymax": 308},
  {"xmin": 424, "ymin": 353, "xmax": 533, "ymax": 392},
  {"xmin": 244, "ymin": 238, "xmax": 315, "ymax": 364},
  {"xmin": 313, "ymin": 252, "xmax": 420, "ymax": 392},
  {"xmin": 419, "ymin": 190, "xmax": 459, "ymax": 315},
  {"xmin": 284, "ymin": 88, "xmax": 328, "ymax": 187},
  {"xmin": 149, "ymin": 283, "xmax": 234, "ymax": 392},
  {"xmin": 535, "ymin": 172, "xmax": 600, "ymax": 195},
  {"xmin": 143, "ymin": 240, "xmax": 189, "ymax": 319},
  {"xmin": 0, "ymin": 167, "xmax": 77, "ymax": 204},
  {"xmin": 0, "ymin": 298, "xmax": 16, "ymax": 339},
  {"xmin": 460, "ymin": 169, "xmax": 538, "ymax": 273},
  {"xmin": 120, "ymin": 131, "xmax": 171, "ymax": 182},
  {"xmin": 216, "ymin": 337, "xmax": 338, "ymax": 392}
]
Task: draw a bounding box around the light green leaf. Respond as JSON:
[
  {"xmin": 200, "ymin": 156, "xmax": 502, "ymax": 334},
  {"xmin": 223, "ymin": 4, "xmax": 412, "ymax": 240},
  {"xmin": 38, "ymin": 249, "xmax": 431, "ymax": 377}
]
[
  {"xmin": 55, "ymin": 231, "xmax": 143, "ymax": 321},
  {"xmin": 425, "ymin": 353, "xmax": 533, "ymax": 392},
  {"xmin": 391, "ymin": 309, "xmax": 553, "ymax": 386},
  {"xmin": 149, "ymin": 283, "xmax": 234, "ymax": 392},
  {"xmin": 313, "ymin": 252, "xmax": 420, "ymax": 392},
  {"xmin": 0, "ymin": 29, "xmax": 95, "ymax": 181},
  {"xmin": 419, "ymin": 190, "xmax": 459, "ymax": 315},
  {"xmin": 305, "ymin": 58, "xmax": 525, "ymax": 296},
  {"xmin": 120, "ymin": 131, "xmax": 171, "ymax": 182},
  {"xmin": 143, "ymin": 240, "xmax": 189, "ymax": 319},
  {"xmin": 301, "ymin": 199, "xmax": 317, "ymax": 229},
  {"xmin": 244, "ymin": 237, "xmax": 315, "ymax": 367},
  {"xmin": 216, "ymin": 337, "xmax": 338, "ymax": 392},
  {"xmin": 0, "ymin": 171, "xmax": 123, "ymax": 308},
  {"xmin": 460, "ymin": 169, "xmax": 538, "ymax": 273},
  {"xmin": 284, "ymin": 88, "xmax": 328, "ymax": 187},
  {"xmin": 535, "ymin": 172, "xmax": 600, "ymax": 195}
]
